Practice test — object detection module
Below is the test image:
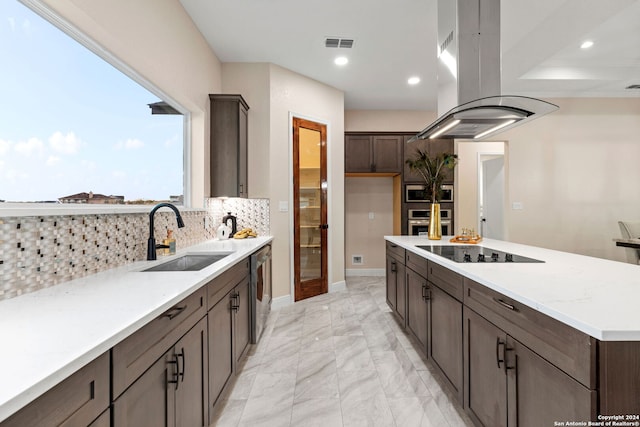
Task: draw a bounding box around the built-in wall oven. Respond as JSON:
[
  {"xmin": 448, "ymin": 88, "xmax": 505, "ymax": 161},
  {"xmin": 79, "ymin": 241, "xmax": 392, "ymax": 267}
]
[
  {"xmin": 250, "ymin": 244, "xmax": 272, "ymax": 344},
  {"xmin": 408, "ymin": 208, "xmax": 452, "ymax": 236},
  {"xmin": 405, "ymin": 184, "xmax": 454, "ymax": 203}
]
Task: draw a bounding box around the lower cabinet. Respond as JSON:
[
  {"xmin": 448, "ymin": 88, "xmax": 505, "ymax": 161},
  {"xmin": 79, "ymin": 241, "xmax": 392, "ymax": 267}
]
[
  {"xmin": 385, "ymin": 242, "xmax": 406, "ymax": 325},
  {"xmin": 406, "ymin": 266, "xmax": 429, "ymax": 353},
  {"xmin": 464, "ymin": 308, "xmax": 595, "ymax": 427},
  {"xmin": 0, "ymin": 352, "xmax": 110, "ymax": 427},
  {"xmin": 207, "ymin": 267, "xmax": 251, "ymax": 422},
  {"xmin": 113, "ymin": 316, "xmax": 208, "ymax": 427}
]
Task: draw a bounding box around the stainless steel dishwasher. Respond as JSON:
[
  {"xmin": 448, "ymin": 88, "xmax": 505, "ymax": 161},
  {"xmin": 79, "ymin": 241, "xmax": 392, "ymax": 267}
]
[{"xmin": 250, "ymin": 244, "xmax": 272, "ymax": 343}]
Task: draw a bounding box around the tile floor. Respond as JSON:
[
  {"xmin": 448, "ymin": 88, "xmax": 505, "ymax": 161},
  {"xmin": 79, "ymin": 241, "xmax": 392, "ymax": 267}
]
[{"xmin": 210, "ymin": 276, "xmax": 474, "ymax": 427}]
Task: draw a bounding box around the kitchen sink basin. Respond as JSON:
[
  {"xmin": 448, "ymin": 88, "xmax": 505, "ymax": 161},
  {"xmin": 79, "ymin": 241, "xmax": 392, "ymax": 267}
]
[{"xmin": 142, "ymin": 253, "xmax": 233, "ymax": 272}]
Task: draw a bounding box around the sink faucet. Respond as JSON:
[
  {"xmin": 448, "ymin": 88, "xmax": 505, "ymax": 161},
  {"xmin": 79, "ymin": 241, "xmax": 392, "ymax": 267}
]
[{"xmin": 147, "ymin": 203, "xmax": 185, "ymax": 260}]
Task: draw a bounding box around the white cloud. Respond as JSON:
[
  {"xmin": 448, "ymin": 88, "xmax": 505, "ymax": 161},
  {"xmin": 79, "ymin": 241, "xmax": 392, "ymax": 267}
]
[
  {"xmin": 0, "ymin": 139, "xmax": 12, "ymax": 155},
  {"xmin": 14, "ymin": 137, "xmax": 43, "ymax": 156},
  {"xmin": 49, "ymin": 131, "xmax": 82, "ymax": 154},
  {"xmin": 46, "ymin": 155, "xmax": 61, "ymax": 166},
  {"xmin": 112, "ymin": 170, "xmax": 127, "ymax": 178},
  {"xmin": 114, "ymin": 138, "xmax": 145, "ymax": 150},
  {"xmin": 81, "ymin": 160, "xmax": 96, "ymax": 170}
]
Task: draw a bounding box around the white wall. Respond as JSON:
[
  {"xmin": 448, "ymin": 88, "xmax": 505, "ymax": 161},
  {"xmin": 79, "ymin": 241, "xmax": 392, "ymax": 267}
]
[
  {"xmin": 41, "ymin": 0, "xmax": 222, "ymax": 206},
  {"xmin": 502, "ymin": 98, "xmax": 640, "ymax": 261},
  {"xmin": 345, "ymin": 110, "xmax": 435, "ymax": 132}
]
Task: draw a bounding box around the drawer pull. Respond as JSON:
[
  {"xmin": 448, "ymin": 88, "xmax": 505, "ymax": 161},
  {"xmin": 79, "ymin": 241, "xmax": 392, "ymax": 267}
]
[
  {"xmin": 231, "ymin": 292, "xmax": 240, "ymax": 312},
  {"xmin": 391, "ymin": 261, "xmax": 397, "ymax": 273},
  {"xmin": 496, "ymin": 337, "xmax": 505, "ymax": 369},
  {"xmin": 493, "ymin": 297, "xmax": 517, "ymax": 312},
  {"xmin": 177, "ymin": 347, "xmax": 185, "ymax": 383},
  {"xmin": 163, "ymin": 305, "xmax": 187, "ymax": 320},
  {"xmin": 422, "ymin": 283, "xmax": 431, "ymax": 301},
  {"xmin": 167, "ymin": 353, "xmax": 180, "ymax": 390}
]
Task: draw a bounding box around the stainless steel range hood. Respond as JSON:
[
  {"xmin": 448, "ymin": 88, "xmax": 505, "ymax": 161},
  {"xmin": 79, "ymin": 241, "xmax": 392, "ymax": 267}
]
[{"xmin": 410, "ymin": 0, "xmax": 558, "ymax": 142}]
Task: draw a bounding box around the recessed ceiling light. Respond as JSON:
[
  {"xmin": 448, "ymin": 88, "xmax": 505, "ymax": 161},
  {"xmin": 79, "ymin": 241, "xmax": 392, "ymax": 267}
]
[
  {"xmin": 334, "ymin": 56, "xmax": 348, "ymax": 66},
  {"xmin": 580, "ymin": 40, "xmax": 594, "ymax": 49},
  {"xmin": 408, "ymin": 76, "xmax": 421, "ymax": 85}
]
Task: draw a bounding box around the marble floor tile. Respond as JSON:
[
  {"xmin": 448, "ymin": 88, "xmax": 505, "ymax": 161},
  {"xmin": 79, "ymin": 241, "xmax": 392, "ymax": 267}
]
[
  {"xmin": 211, "ymin": 276, "xmax": 473, "ymax": 427},
  {"xmin": 291, "ymin": 398, "xmax": 343, "ymax": 427}
]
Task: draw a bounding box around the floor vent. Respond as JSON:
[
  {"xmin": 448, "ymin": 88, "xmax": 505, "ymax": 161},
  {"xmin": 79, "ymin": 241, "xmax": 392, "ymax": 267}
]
[
  {"xmin": 352, "ymin": 255, "xmax": 363, "ymax": 265},
  {"xmin": 325, "ymin": 37, "xmax": 354, "ymax": 48}
]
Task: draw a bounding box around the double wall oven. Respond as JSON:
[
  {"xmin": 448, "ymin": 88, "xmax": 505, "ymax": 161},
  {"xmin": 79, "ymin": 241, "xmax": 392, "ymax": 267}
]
[{"xmin": 407, "ymin": 208, "xmax": 452, "ymax": 236}]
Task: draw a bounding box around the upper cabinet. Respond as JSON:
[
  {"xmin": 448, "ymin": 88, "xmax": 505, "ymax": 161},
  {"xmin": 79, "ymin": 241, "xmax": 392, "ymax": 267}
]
[
  {"xmin": 345, "ymin": 134, "xmax": 403, "ymax": 174},
  {"xmin": 210, "ymin": 94, "xmax": 249, "ymax": 198},
  {"xmin": 403, "ymin": 136, "xmax": 454, "ymax": 183}
]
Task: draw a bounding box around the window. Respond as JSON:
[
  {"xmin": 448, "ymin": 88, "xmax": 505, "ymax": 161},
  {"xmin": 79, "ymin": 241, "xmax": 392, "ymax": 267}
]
[{"xmin": 0, "ymin": 1, "xmax": 186, "ymax": 206}]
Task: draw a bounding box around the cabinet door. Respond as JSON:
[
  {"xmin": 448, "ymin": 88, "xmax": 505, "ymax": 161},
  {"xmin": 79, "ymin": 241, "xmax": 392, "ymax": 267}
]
[
  {"xmin": 385, "ymin": 255, "xmax": 398, "ymax": 312},
  {"xmin": 238, "ymin": 101, "xmax": 248, "ymax": 197},
  {"xmin": 372, "ymin": 135, "xmax": 402, "ymax": 173},
  {"xmin": 406, "ymin": 267, "xmax": 429, "ymax": 353},
  {"xmin": 113, "ymin": 350, "xmax": 174, "ymax": 427},
  {"xmin": 464, "ymin": 308, "xmax": 507, "ymax": 427},
  {"xmin": 208, "ymin": 290, "xmax": 234, "ymax": 413},
  {"xmin": 395, "ymin": 261, "xmax": 406, "ymax": 325},
  {"xmin": 175, "ymin": 317, "xmax": 208, "ymax": 427},
  {"xmin": 234, "ymin": 278, "xmax": 251, "ymax": 364},
  {"xmin": 429, "ymin": 284, "xmax": 463, "ymax": 402},
  {"xmin": 345, "ymin": 135, "xmax": 373, "ymax": 173},
  {"xmin": 506, "ymin": 337, "xmax": 596, "ymax": 427}
]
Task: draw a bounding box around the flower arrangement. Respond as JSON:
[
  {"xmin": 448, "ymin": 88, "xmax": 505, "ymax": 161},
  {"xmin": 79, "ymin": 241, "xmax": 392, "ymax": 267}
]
[{"xmin": 406, "ymin": 150, "xmax": 458, "ymax": 203}]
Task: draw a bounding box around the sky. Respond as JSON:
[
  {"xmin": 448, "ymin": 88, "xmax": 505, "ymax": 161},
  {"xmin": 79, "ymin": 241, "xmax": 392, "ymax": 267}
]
[{"xmin": 0, "ymin": 1, "xmax": 184, "ymax": 202}]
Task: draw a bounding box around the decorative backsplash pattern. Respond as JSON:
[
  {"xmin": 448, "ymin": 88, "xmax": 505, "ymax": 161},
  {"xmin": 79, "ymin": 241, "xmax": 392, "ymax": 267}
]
[{"xmin": 0, "ymin": 198, "xmax": 269, "ymax": 301}]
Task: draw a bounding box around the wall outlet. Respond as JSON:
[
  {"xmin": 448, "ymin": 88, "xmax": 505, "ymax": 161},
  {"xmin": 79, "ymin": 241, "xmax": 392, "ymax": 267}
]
[
  {"xmin": 512, "ymin": 202, "xmax": 524, "ymax": 210},
  {"xmin": 352, "ymin": 255, "xmax": 363, "ymax": 265},
  {"xmin": 368, "ymin": 212, "xmax": 375, "ymax": 220},
  {"xmin": 279, "ymin": 201, "xmax": 288, "ymax": 212}
]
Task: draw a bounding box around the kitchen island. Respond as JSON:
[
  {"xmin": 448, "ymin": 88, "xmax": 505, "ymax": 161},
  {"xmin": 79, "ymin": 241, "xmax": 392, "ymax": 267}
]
[
  {"xmin": 0, "ymin": 236, "xmax": 272, "ymax": 425},
  {"xmin": 385, "ymin": 235, "xmax": 640, "ymax": 427}
]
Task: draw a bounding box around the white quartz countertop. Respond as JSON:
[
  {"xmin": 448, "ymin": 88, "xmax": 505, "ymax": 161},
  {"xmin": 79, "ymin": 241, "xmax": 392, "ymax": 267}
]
[
  {"xmin": 0, "ymin": 236, "xmax": 272, "ymax": 423},
  {"xmin": 386, "ymin": 236, "xmax": 640, "ymax": 342}
]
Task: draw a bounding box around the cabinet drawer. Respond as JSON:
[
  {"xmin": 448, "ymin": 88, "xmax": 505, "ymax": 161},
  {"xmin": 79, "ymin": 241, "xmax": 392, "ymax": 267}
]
[
  {"xmin": 1, "ymin": 352, "xmax": 110, "ymax": 427},
  {"xmin": 207, "ymin": 259, "xmax": 249, "ymax": 310},
  {"xmin": 464, "ymin": 278, "xmax": 596, "ymax": 388},
  {"xmin": 386, "ymin": 241, "xmax": 405, "ymax": 262},
  {"xmin": 406, "ymin": 251, "xmax": 428, "ymax": 279},
  {"xmin": 428, "ymin": 260, "xmax": 463, "ymax": 301},
  {"xmin": 112, "ymin": 287, "xmax": 206, "ymax": 398}
]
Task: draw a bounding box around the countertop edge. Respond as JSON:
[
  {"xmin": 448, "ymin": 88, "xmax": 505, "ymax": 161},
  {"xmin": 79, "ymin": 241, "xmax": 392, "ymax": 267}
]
[{"xmin": 0, "ymin": 236, "xmax": 273, "ymax": 423}]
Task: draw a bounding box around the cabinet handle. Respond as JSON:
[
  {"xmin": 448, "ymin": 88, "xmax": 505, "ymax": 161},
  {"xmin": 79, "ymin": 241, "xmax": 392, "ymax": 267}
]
[
  {"xmin": 391, "ymin": 261, "xmax": 397, "ymax": 273},
  {"xmin": 496, "ymin": 337, "xmax": 505, "ymax": 370},
  {"xmin": 239, "ymin": 184, "xmax": 244, "ymax": 195},
  {"xmin": 504, "ymin": 346, "xmax": 514, "ymax": 374},
  {"xmin": 390, "ymin": 244, "xmax": 398, "ymax": 248},
  {"xmin": 177, "ymin": 347, "xmax": 185, "ymax": 383},
  {"xmin": 167, "ymin": 353, "xmax": 180, "ymax": 390},
  {"xmin": 163, "ymin": 305, "xmax": 187, "ymax": 320},
  {"xmin": 231, "ymin": 292, "xmax": 240, "ymax": 311},
  {"xmin": 493, "ymin": 297, "xmax": 517, "ymax": 312},
  {"xmin": 422, "ymin": 283, "xmax": 431, "ymax": 301}
]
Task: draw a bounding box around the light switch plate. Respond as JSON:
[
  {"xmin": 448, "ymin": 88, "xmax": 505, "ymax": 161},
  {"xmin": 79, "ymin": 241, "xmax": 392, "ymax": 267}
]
[
  {"xmin": 512, "ymin": 202, "xmax": 524, "ymax": 210},
  {"xmin": 279, "ymin": 201, "xmax": 288, "ymax": 212}
]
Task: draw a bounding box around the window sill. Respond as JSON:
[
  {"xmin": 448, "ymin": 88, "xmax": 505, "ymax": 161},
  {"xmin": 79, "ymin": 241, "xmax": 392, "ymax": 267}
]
[{"xmin": 0, "ymin": 203, "xmax": 205, "ymax": 218}]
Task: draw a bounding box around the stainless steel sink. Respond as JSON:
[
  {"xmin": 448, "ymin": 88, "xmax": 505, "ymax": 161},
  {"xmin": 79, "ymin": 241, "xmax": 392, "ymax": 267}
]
[{"xmin": 142, "ymin": 253, "xmax": 233, "ymax": 272}]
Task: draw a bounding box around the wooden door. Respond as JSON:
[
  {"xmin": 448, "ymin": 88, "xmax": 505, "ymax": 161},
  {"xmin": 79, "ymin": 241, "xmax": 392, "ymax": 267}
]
[
  {"xmin": 113, "ymin": 350, "xmax": 174, "ymax": 427},
  {"xmin": 208, "ymin": 290, "xmax": 234, "ymax": 414},
  {"xmin": 506, "ymin": 337, "xmax": 596, "ymax": 426},
  {"xmin": 345, "ymin": 134, "xmax": 372, "ymax": 172},
  {"xmin": 293, "ymin": 117, "xmax": 328, "ymax": 301},
  {"xmin": 406, "ymin": 267, "xmax": 429, "ymax": 353},
  {"xmin": 464, "ymin": 308, "xmax": 507, "ymax": 427},
  {"xmin": 234, "ymin": 278, "xmax": 251, "ymax": 364},
  {"xmin": 372, "ymin": 135, "xmax": 402, "ymax": 173},
  {"xmin": 175, "ymin": 318, "xmax": 208, "ymax": 427},
  {"xmin": 429, "ymin": 284, "xmax": 463, "ymax": 402}
]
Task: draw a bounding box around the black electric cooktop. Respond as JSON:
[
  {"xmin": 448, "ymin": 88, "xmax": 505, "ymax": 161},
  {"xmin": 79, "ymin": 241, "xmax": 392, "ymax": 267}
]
[{"xmin": 417, "ymin": 245, "xmax": 544, "ymax": 263}]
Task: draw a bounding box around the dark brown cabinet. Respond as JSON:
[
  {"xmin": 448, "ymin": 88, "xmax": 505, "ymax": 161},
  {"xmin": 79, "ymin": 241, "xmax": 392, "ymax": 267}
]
[
  {"xmin": 385, "ymin": 242, "xmax": 406, "ymax": 325},
  {"xmin": 210, "ymin": 94, "xmax": 249, "ymax": 198},
  {"xmin": 345, "ymin": 134, "xmax": 402, "ymax": 173},
  {"xmin": 113, "ymin": 317, "xmax": 208, "ymax": 427},
  {"xmin": 463, "ymin": 308, "xmax": 595, "ymax": 427},
  {"xmin": 0, "ymin": 352, "xmax": 110, "ymax": 427},
  {"xmin": 403, "ymin": 136, "xmax": 454, "ymax": 183},
  {"xmin": 406, "ymin": 266, "xmax": 429, "ymax": 353},
  {"xmin": 207, "ymin": 259, "xmax": 251, "ymax": 423}
]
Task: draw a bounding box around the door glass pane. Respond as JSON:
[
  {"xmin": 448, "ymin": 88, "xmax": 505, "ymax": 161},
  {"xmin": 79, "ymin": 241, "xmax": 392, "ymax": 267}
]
[{"xmin": 299, "ymin": 127, "xmax": 321, "ymax": 280}]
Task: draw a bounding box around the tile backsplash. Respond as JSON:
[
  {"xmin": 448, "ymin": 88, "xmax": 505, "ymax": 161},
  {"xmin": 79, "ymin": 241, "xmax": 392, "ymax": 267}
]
[{"xmin": 0, "ymin": 198, "xmax": 269, "ymax": 301}]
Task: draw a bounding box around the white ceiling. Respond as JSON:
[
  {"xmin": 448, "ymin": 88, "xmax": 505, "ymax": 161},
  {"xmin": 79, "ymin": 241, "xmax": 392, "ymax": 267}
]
[{"xmin": 179, "ymin": 0, "xmax": 640, "ymax": 111}]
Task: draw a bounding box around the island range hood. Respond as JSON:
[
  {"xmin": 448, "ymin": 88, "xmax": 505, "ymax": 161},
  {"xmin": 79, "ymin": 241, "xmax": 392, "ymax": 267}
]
[{"xmin": 410, "ymin": 0, "xmax": 558, "ymax": 141}]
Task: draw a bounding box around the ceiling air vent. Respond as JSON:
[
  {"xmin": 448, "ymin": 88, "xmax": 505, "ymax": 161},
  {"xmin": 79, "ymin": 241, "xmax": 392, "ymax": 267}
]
[
  {"xmin": 626, "ymin": 84, "xmax": 640, "ymax": 89},
  {"xmin": 325, "ymin": 37, "xmax": 354, "ymax": 48}
]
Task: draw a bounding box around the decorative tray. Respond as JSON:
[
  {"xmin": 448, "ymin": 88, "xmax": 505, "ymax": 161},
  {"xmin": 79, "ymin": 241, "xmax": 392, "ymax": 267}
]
[{"xmin": 449, "ymin": 235, "xmax": 483, "ymax": 244}]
